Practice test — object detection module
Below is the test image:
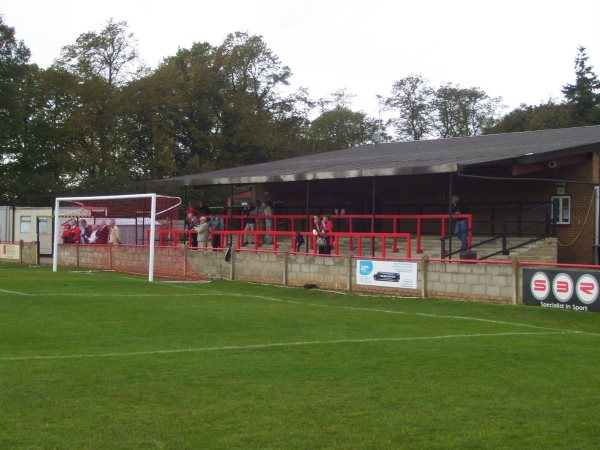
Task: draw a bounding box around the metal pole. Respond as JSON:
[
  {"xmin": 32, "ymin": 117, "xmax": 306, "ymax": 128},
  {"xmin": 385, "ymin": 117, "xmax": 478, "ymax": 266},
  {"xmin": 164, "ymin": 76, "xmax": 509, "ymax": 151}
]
[
  {"xmin": 595, "ymin": 185, "xmax": 599, "ymax": 265},
  {"xmin": 305, "ymin": 181, "xmax": 310, "ymax": 252},
  {"xmin": 149, "ymin": 194, "xmax": 157, "ymax": 282},
  {"xmin": 229, "ymin": 184, "xmax": 235, "ymax": 246},
  {"xmin": 448, "ymin": 173, "xmax": 454, "ymax": 259},
  {"xmin": 371, "ymin": 177, "xmax": 376, "ymax": 256},
  {"xmin": 52, "ymin": 199, "xmax": 60, "ymax": 272}
]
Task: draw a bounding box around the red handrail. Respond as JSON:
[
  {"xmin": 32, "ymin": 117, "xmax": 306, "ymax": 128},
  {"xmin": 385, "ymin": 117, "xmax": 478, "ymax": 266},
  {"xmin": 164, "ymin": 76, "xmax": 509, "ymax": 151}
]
[
  {"xmin": 218, "ymin": 213, "xmax": 471, "ymax": 254},
  {"xmin": 150, "ymin": 228, "xmax": 412, "ymax": 259}
]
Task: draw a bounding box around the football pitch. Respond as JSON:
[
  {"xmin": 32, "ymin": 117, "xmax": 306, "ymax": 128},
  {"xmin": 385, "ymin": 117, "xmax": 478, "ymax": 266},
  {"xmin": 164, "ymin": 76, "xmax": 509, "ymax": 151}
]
[{"xmin": 1, "ymin": 264, "xmax": 600, "ymax": 449}]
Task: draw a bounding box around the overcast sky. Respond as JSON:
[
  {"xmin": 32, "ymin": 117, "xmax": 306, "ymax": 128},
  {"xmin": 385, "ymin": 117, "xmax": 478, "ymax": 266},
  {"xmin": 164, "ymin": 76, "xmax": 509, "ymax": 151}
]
[{"xmin": 3, "ymin": 0, "xmax": 599, "ymax": 118}]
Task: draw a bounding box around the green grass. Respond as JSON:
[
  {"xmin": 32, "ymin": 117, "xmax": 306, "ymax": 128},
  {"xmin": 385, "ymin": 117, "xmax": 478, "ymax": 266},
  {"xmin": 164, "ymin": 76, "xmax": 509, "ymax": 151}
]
[{"xmin": 1, "ymin": 263, "xmax": 600, "ymax": 449}]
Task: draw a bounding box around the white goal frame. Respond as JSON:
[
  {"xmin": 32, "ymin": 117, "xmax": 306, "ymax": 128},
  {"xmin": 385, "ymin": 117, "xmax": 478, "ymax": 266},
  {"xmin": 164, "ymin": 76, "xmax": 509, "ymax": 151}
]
[{"xmin": 53, "ymin": 193, "xmax": 179, "ymax": 281}]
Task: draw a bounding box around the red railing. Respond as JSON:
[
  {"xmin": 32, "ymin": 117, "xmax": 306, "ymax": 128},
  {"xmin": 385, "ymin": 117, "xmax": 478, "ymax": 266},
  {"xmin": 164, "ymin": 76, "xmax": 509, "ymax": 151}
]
[
  {"xmin": 145, "ymin": 213, "xmax": 473, "ymax": 256},
  {"xmin": 218, "ymin": 213, "xmax": 471, "ymax": 254},
  {"xmin": 149, "ymin": 229, "xmax": 412, "ymax": 259}
]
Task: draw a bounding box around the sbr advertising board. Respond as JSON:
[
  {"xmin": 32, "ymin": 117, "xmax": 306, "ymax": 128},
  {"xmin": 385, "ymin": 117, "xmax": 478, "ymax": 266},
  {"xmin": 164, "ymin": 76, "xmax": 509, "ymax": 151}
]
[
  {"xmin": 356, "ymin": 260, "xmax": 418, "ymax": 289},
  {"xmin": 523, "ymin": 268, "xmax": 600, "ymax": 313}
]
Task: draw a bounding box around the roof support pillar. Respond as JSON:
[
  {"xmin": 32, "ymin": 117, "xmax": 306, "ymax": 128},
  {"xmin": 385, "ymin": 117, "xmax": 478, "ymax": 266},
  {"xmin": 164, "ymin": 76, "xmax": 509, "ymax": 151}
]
[
  {"xmin": 305, "ymin": 181, "xmax": 310, "ymax": 252},
  {"xmin": 371, "ymin": 177, "xmax": 376, "ymax": 256},
  {"xmin": 448, "ymin": 173, "xmax": 454, "ymax": 260}
]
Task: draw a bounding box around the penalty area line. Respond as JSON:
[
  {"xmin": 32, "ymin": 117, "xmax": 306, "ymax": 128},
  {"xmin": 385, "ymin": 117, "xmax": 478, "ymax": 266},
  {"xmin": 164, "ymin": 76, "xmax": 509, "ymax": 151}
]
[{"xmin": 0, "ymin": 331, "xmax": 567, "ymax": 362}]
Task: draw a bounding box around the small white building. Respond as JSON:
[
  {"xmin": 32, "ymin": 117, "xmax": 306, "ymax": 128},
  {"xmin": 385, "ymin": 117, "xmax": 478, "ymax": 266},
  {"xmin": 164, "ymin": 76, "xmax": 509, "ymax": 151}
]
[{"xmin": 0, "ymin": 206, "xmax": 53, "ymax": 255}]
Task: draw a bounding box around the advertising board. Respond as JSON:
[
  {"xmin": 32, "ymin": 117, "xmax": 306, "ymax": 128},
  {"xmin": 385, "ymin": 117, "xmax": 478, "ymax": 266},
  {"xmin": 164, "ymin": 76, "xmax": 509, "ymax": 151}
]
[
  {"xmin": 523, "ymin": 268, "xmax": 600, "ymax": 313},
  {"xmin": 356, "ymin": 260, "xmax": 418, "ymax": 289}
]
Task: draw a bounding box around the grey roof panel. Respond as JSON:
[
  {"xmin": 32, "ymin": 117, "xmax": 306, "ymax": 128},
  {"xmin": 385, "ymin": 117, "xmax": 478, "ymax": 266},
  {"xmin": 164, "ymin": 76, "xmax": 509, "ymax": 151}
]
[{"xmin": 146, "ymin": 125, "xmax": 600, "ymax": 187}]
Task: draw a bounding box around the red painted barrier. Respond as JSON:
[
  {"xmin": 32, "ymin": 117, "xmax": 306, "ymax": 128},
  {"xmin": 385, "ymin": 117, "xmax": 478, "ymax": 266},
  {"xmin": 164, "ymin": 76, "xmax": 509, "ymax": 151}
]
[
  {"xmin": 219, "ymin": 213, "xmax": 471, "ymax": 254},
  {"xmin": 151, "ymin": 228, "xmax": 413, "ymax": 259}
]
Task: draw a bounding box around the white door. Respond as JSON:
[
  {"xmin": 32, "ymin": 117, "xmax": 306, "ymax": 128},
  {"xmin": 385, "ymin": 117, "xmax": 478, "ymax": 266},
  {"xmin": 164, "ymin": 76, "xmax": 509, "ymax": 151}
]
[{"xmin": 37, "ymin": 216, "xmax": 53, "ymax": 255}]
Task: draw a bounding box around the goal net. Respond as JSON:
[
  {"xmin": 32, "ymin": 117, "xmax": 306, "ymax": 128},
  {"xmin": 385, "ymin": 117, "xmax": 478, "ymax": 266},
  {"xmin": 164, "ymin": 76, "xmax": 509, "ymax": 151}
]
[{"xmin": 53, "ymin": 193, "xmax": 181, "ymax": 281}]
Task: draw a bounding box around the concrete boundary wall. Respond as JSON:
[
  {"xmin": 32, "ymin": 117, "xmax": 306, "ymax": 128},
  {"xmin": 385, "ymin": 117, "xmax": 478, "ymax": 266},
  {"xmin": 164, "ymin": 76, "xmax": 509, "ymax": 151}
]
[
  {"xmin": 0, "ymin": 241, "xmax": 38, "ymax": 265},
  {"xmin": 53, "ymin": 245, "xmax": 533, "ymax": 304}
]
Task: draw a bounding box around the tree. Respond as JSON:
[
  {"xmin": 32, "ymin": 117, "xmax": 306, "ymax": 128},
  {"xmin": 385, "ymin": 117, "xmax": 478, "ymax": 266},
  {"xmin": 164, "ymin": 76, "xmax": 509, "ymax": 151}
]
[
  {"xmin": 212, "ymin": 32, "xmax": 295, "ymax": 167},
  {"xmin": 433, "ymin": 83, "xmax": 501, "ymax": 137},
  {"xmin": 0, "ymin": 16, "xmax": 31, "ymax": 164},
  {"xmin": 484, "ymin": 101, "xmax": 575, "ymax": 134},
  {"xmin": 562, "ymin": 46, "xmax": 600, "ymax": 125},
  {"xmin": 53, "ymin": 19, "xmax": 147, "ymax": 193},
  {"xmin": 308, "ymin": 89, "xmax": 381, "ymax": 152},
  {"xmin": 0, "ymin": 16, "xmax": 38, "ymax": 204},
  {"xmin": 56, "ymin": 18, "xmax": 144, "ymax": 87},
  {"xmin": 384, "ymin": 75, "xmax": 434, "ymax": 141},
  {"xmin": 121, "ymin": 42, "xmax": 221, "ymax": 179}
]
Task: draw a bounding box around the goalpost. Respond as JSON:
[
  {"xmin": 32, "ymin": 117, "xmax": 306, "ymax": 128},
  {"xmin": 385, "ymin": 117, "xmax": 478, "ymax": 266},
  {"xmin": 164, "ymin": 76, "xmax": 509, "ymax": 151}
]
[{"xmin": 53, "ymin": 193, "xmax": 181, "ymax": 281}]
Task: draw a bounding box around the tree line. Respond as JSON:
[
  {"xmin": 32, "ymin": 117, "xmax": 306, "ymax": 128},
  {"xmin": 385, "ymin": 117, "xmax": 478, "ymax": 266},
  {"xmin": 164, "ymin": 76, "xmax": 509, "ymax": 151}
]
[{"xmin": 1, "ymin": 17, "xmax": 599, "ymax": 206}]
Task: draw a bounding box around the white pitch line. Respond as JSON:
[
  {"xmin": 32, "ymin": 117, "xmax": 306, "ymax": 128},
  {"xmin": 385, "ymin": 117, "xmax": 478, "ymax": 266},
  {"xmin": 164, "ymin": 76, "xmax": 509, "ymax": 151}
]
[
  {"xmin": 4, "ymin": 283, "xmax": 600, "ymax": 337},
  {"xmin": 0, "ymin": 289, "xmax": 32, "ymax": 296},
  {"xmin": 0, "ymin": 331, "xmax": 567, "ymax": 362},
  {"xmin": 171, "ymin": 290, "xmax": 600, "ymax": 337}
]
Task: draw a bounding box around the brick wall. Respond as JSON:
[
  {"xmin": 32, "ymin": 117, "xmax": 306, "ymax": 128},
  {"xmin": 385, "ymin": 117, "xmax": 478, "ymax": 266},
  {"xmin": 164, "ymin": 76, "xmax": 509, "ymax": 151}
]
[
  {"xmin": 554, "ymin": 159, "xmax": 597, "ymax": 263},
  {"xmin": 56, "ymin": 245, "xmax": 520, "ymax": 303}
]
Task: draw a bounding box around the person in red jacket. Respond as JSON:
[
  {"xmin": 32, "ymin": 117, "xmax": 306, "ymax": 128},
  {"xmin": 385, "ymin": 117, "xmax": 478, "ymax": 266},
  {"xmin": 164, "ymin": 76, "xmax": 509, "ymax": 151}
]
[
  {"xmin": 71, "ymin": 220, "xmax": 81, "ymax": 244},
  {"xmin": 62, "ymin": 223, "xmax": 74, "ymax": 243}
]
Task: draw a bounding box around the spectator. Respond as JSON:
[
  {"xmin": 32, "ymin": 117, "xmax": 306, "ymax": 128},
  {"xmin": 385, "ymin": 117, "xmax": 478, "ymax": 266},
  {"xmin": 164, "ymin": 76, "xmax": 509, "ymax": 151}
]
[
  {"xmin": 88, "ymin": 224, "xmax": 99, "ymax": 244},
  {"xmin": 261, "ymin": 201, "xmax": 273, "ymax": 244},
  {"xmin": 242, "ymin": 203, "xmax": 256, "ymax": 245},
  {"xmin": 294, "ymin": 231, "xmax": 305, "ymax": 252},
  {"xmin": 312, "ymin": 215, "xmax": 325, "ymax": 254},
  {"xmin": 197, "ymin": 200, "xmax": 211, "ymax": 218},
  {"xmin": 194, "ymin": 216, "xmax": 209, "ymax": 249},
  {"xmin": 185, "ymin": 201, "xmax": 197, "ymax": 217},
  {"xmin": 70, "ymin": 220, "xmax": 81, "ymax": 244},
  {"xmin": 322, "ymin": 214, "xmax": 333, "ymax": 255},
  {"xmin": 108, "ymin": 219, "xmax": 121, "ymax": 245},
  {"xmin": 187, "ymin": 214, "xmax": 198, "ymax": 248},
  {"xmin": 80, "ymin": 220, "xmax": 92, "ymax": 244},
  {"xmin": 62, "ymin": 223, "xmax": 74, "ymax": 244},
  {"xmin": 452, "ymin": 195, "xmax": 469, "ymax": 251},
  {"xmin": 208, "ymin": 214, "xmax": 225, "ymax": 250},
  {"xmin": 96, "ymin": 220, "xmax": 109, "ymax": 245},
  {"xmin": 209, "ymin": 214, "xmax": 224, "ymax": 250}
]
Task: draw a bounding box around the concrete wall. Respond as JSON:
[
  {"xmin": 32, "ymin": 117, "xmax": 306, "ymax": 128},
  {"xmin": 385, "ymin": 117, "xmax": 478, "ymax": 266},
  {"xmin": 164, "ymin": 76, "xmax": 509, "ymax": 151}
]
[
  {"xmin": 0, "ymin": 241, "xmax": 38, "ymax": 265},
  {"xmin": 55, "ymin": 245, "xmax": 529, "ymax": 304}
]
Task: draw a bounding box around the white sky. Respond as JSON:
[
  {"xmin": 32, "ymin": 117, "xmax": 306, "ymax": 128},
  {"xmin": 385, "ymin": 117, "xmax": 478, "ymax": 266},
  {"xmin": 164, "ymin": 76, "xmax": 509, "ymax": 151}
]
[{"xmin": 3, "ymin": 0, "xmax": 600, "ymax": 118}]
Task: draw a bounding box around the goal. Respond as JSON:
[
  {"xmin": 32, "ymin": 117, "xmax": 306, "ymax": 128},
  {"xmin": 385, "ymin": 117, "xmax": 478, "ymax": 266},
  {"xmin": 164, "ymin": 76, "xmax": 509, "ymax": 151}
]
[{"xmin": 53, "ymin": 193, "xmax": 181, "ymax": 281}]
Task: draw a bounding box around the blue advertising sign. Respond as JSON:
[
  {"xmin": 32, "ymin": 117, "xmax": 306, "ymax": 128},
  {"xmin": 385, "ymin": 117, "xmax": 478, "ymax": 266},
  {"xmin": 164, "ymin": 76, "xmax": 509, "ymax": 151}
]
[{"xmin": 356, "ymin": 260, "xmax": 418, "ymax": 289}]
